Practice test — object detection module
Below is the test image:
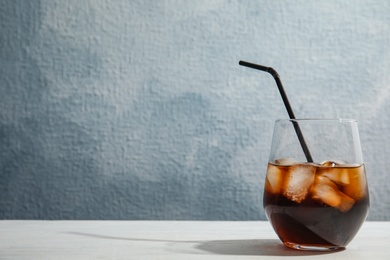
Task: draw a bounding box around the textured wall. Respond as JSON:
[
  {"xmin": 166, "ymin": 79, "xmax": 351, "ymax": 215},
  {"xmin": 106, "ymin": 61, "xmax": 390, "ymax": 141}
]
[{"xmin": 1, "ymin": 0, "xmax": 389, "ymax": 220}]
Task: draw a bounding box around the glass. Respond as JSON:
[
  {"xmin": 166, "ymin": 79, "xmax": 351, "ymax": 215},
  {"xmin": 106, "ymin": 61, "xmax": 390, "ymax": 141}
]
[{"xmin": 263, "ymin": 119, "xmax": 369, "ymax": 251}]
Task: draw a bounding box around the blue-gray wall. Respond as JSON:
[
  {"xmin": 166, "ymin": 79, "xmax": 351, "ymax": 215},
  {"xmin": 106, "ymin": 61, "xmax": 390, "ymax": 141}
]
[{"xmin": 1, "ymin": 0, "xmax": 389, "ymax": 220}]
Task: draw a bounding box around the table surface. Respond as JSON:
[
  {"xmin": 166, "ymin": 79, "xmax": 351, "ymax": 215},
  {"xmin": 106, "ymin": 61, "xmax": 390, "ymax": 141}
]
[{"xmin": 0, "ymin": 221, "xmax": 389, "ymax": 259}]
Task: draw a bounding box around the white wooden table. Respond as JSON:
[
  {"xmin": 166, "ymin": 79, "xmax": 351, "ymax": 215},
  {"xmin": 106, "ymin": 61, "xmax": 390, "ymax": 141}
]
[{"xmin": 0, "ymin": 221, "xmax": 389, "ymax": 259}]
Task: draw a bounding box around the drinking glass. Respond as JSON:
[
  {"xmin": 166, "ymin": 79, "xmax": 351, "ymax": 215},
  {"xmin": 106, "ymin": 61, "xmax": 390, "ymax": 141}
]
[{"xmin": 263, "ymin": 119, "xmax": 369, "ymax": 251}]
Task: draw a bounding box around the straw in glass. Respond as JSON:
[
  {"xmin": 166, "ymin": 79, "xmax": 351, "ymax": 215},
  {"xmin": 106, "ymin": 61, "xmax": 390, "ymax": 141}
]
[{"xmin": 239, "ymin": 60, "xmax": 313, "ymax": 163}]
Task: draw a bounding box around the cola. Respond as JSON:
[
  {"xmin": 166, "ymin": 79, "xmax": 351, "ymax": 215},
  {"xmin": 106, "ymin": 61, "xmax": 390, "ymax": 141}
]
[{"xmin": 263, "ymin": 160, "xmax": 370, "ymax": 249}]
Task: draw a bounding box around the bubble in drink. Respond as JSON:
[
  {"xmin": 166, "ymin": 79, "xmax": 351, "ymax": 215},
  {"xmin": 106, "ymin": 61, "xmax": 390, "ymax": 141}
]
[{"xmin": 264, "ymin": 160, "xmax": 369, "ymax": 248}]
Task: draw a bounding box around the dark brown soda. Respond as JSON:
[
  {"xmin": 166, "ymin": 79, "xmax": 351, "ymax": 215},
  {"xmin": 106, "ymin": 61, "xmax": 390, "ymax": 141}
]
[{"xmin": 263, "ymin": 163, "xmax": 369, "ymax": 249}]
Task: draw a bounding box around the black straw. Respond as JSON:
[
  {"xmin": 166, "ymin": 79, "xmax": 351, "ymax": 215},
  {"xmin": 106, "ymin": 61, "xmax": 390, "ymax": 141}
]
[{"xmin": 239, "ymin": 60, "xmax": 313, "ymax": 163}]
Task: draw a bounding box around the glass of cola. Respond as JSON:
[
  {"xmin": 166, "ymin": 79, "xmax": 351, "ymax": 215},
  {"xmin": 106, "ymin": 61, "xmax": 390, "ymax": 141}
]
[{"xmin": 264, "ymin": 119, "xmax": 369, "ymax": 251}]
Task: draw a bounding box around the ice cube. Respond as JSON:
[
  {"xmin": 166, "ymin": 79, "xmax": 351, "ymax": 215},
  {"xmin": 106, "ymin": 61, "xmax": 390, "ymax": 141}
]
[
  {"xmin": 274, "ymin": 157, "xmax": 297, "ymax": 166},
  {"xmin": 337, "ymin": 193, "xmax": 355, "ymax": 212},
  {"xmin": 265, "ymin": 164, "xmax": 284, "ymax": 194},
  {"xmin": 311, "ymin": 175, "xmax": 355, "ymax": 212},
  {"xmin": 317, "ymin": 167, "xmax": 350, "ymax": 186},
  {"xmin": 320, "ymin": 160, "xmax": 348, "ymax": 167},
  {"xmin": 342, "ymin": 165, "xmax": 368, "ymax": 200},
  {"xmin": 282, "ymin": 164, "xmax": 316, "ymax": 203}
]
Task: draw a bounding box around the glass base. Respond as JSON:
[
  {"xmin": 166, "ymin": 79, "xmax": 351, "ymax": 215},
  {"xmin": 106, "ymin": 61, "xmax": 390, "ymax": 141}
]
[{"xmin": 284, "ymin": 242, "xmax": 345, "ymax": 251}]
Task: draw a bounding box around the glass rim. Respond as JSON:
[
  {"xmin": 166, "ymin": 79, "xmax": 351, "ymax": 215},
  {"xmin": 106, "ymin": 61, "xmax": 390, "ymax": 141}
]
[{"xmin": 275, "ymin": 118, "xmax": 358, "ymax": 124}]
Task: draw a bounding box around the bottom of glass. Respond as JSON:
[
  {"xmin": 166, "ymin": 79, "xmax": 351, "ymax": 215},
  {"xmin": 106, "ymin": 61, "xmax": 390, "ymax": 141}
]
[{"xmin": 284, "ymin": 242, "xmax": 345, "ymax": 251}]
